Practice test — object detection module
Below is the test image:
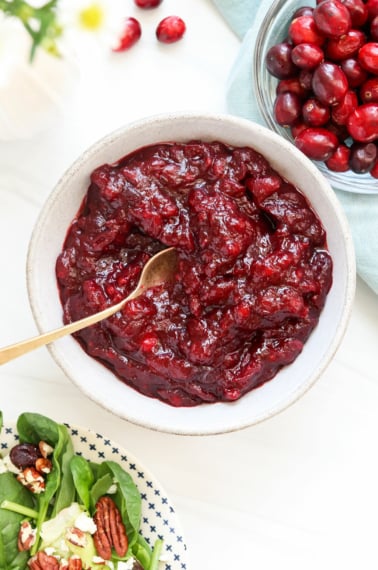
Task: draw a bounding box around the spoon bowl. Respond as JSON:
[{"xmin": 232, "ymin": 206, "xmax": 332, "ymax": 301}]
[{"xmin": 0, "ymin": 247, "xmax": 178, "ymax": 365}]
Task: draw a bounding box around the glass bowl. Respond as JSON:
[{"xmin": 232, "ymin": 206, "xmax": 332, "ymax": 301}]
[{"xmin": 253, "ymin": 0, "xmax": 378, "ymax": 195}]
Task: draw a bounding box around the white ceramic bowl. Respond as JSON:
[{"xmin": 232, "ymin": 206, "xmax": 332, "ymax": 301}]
[{"xmin": 26, "ymin": 112, "xmax": 356, "ymax": 435}]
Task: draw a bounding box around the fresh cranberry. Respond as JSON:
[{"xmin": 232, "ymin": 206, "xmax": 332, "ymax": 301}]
[
  {"xmin": 295, "ymin": 127, "xmax": 339, "ymax": 160},
  {"xmin": 266, "ymin": 43, "xmax": 298, "ymax": 79},
  {"xmin": 358, "ymin": 42, "xmax": 378, "ymax": 74},
  {"xmin": 302, "ymin": 98, "xmax": 331, "ymax": 126},
  {"xmin": 293, "ymin": 6, "xmax": 314, "ymax": 17},
  {"xmin": 313, "ymin": 0, "xmax": 352, "ymax": 38},
  {"xmin": 360, "ymin": 77, "xmax": 378, "ymax": 102},
  {"xmin": 112, "ymin": 17, "xmax": 142, "ymax": 51},
  {"xmin": 349, "ymin": 142, "xmax": 378, "ymax": 172},
  {"xmin": 276, "ymin": 77, "xmax": 309, "ymax": 98},
  {"xmin": 288, "ymin": 15, "xmax": 325, "ymax": 46},
  {"xmin": 134, "ymin": 0, "xmax": 162, "ymax": 7},
  {"xmin": 291, "ymin": 120, "xmax": 308, "ymax": 138},
  {"xmin": 370, "ymin": 157, "xmax": 378, "ymax": 177},
  {"xmin": 341, "ymin": 57, "xmax": 368, "ymax": 87},
  {"xmin": 340, "ymin": 0, "xmax": 368, "ymax": 27},
  {"xmin": 299, "ymin": 69, "xmax": 314, "ymax": 90},
  {"xmin": 366, "ymin": 0, "xmax": 378, "ymax": 21},
  {"xmin": 291, "ymin": 43, "xmax": 324, "ymax": 69},
  {"xmin": 325, "ymin": 29, "xmax": 366, "ymax": 60},
  {"xmin": 274, "ymin": 92, "xmax": 302, "ymax": 126},
  {"xmin": 371, "ymin": 16, "xmax": 378, "ymax": 41},
  {"xmin": 326, "ymin": 120, "xmax": 350, "ymax": 141},
  {"xmin": 347, "ymin": 103, "xmax": 378, "ymax": 141},
  {"xmin": 156, "ymin": 15, "xmax": 186, "ymax": 43},
  {"xmin": 325, "ymin": 144, "xmax": 351, "ymax": 170},
  {"xmin": 331, "ymin": 90, "xmax": 358, "ymax": 124},
  {"xmin": 312, "ymin": 62, "xmax": 348, "ymax": 105}
]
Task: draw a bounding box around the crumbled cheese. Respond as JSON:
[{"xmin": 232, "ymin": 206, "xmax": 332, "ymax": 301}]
[
  {"xmin": 0, "ymin": 454, "xmax": 20, "ymax": 475},
  {"xmin": 44, "ymin": 547, "xmax": 56, "ymax": 556},
  {"xmin": 116, "ymin": 559, "xmax": 135, "ymax": 570},
  {"xmin": 75, "ymin": 512, "xmax": 97, "ymax": 534}
]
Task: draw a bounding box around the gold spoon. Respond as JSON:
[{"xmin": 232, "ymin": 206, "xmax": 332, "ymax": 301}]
[{"xmin": 0, "ymin": 247, "xmax": 178, "ymax": 365}]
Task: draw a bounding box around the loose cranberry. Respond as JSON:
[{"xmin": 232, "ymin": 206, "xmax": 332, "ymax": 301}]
[
  {"xmin": 274, "ymin": 92, "xmax": 302, "ymax": 126},
  {"xmin": 291, "ymin": 120, "xmax": 308, "ymax": 138},
  {"xmin": 266, "ymin": 43, "xmax": 298, "ymax": 79},
  {"xmin": 331, "ymin": 90, "xmax": 358, "ymax": 124},
  {"xmin": 358, "ymin": 42, "xmax": 378, "ymax": 74},
  {"xmin": 371, "ymin": 16, "xmax": 378, "ymax": 41},
  {"xmin": 360, "ymin": 77, "xmax": 378, "ymax": 102},
  {"xmin": 370, "ymin": 157, "xmax": 378, "ymax": 177},
  {"xmin": 347, "ymin": 103, "xmax": 378, "ymax": 141},
  {"xmin": 156, "ymin": 16, "xmax": 186, "ymax": 43},
  {"xmin": 288, "ymin": 15, "xmax": 325, "ymax": 46},
  {"xmin": 276, "ymin": 77, "xmax": 309, "ymax": 98},
  {"xmin": 349, "ymin": 142, "xmax": 378, "ymax": 172},
  {"xmin": 366, "ymin": 0, "xmax": 378, "ymax": 21},
  {"xmin": 312, "ymin": 62, "xmax": 348, "ymax": 105},
  {"xmin": 299, "ymin": 69, "xmax": 314, "ymax": 90},
  {"xmin": 291, "ymin": 43, "xmax": 324, "ymax": 69},
  {"xmin": 295, "ymin": 127, "xmax": 339, "ymax": 160},
  {"xmin": 325, "ymin": 29, "xmax": 366, "ymax": 60},
  {"xmin": 341, "ymin": 57, "xmax": 369, "ymax": 87},
  {"xmin": 134, "ymin": 0, "xmax": 162, "ymax": 7},
  {"xmin": 326, "ymin": 120, "xmax": 350, "ymax": 141},
  {"xmin": 293, "ymin": 6, "xmax": 314, "ymax": 17},
  {"xmin": 325, "ymin": 144, "xmax": 351, "ymax": 170},
  {"xmin": 112, "ymin": 17, "xmax": 142, "ymax": 51},
  {"xmin": 340, "ymin": 0, "xmax": 368, "ymax": 27},
  {"xmin": 302, "ymin": 98, "xmax": 331, "ymax": 126},
  {"xmin": 313, "ymin": 0, "xmax": 352, "ymax": 38},
  {"xmin": 10, "ymin": 443, "xmax": 42, "ymax": 469}
]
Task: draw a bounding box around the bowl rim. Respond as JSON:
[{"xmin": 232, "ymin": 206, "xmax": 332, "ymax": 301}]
[{"xmin": 26, "ymin": 111, "xmax": 356, "ymax": 435}]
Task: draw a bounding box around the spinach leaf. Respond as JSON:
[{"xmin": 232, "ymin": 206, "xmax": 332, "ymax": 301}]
[
  {"xmin": 17, "ymin": 412, "xmax": 60, "ymax": 447},
  {"xmin": 89, "ymin": 471, "xmax": 114, "ymax": 510},
  {"xmin": 51, "ymin": 424, "xmax": 75, "ymax": 516},
  {"xmin": 132, "ymin": 534, "xmax": 153, "ymax": 569},
  {"xmin": 70, "ymin": 455, "xmax": 94, "ymax": 511},
  {"xmin": 0, "ymin": 473, "xmax": 36, "ymax": 570}
]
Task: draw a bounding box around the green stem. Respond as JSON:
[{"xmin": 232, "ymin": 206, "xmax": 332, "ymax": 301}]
[
  {"xmin": 0, "ymin": 499, "xmax": 39, "ymax": 519},
  {"xmin": 149, "ymin": 539, "xmax": 164, "ymax": 570}
]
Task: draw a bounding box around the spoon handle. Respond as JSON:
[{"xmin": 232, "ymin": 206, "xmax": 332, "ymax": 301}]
[{"xmin": 0, "ymin": 290, "xmax": 140, "ymax": 365}]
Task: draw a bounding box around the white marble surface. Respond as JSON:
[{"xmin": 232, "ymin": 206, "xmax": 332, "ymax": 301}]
[{"xmin": 0, "ymin": 1, "xmax": 378, "ymax": 569}]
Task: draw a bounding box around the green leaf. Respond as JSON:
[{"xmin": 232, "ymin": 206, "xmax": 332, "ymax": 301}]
[
  {"xmin": 70, "ymin": 455, "xmax": 94, "ymax": 511},
  {"xmin": 51, "ymin": 425, "xmax": 75, "ymax": 516},
  {"xmin": 17, "ymin": 412, "xmax": 60, "ymax": 447}
]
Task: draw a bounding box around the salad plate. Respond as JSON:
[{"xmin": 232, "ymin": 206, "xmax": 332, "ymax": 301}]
[{"xmin": 0, "ymin": 417, "xmax": 188, "ymax": 570}]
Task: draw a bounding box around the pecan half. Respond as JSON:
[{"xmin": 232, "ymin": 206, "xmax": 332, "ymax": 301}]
[
  {"xmin": 93, "ymin": 496, "xmax": 128, "ymax": 560},
  {"xmin": 17, "ymin": 520, "xmax": 36, "ymax": 551},
  {"xmin": 28, "ymin": 551, "xmax": 60, "ymax": 570},
  {"xmin": 67, "ymin": 556, "xmax": 83, "ymax": 570}
]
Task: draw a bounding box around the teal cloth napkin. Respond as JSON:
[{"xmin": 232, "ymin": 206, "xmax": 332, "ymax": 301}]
[{"xmin": 213, "ymin": 0, "xmax": 378, "ymax": 295}]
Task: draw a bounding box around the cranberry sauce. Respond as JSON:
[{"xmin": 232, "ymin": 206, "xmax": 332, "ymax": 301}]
[{"xmin": 56, "ymin": 141, "xmax": 333, "ymax": 407}]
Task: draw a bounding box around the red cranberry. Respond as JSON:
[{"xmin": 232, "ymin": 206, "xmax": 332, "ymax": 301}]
[
  {"xmin": 276, "ymin": 77, "xmax": 309, "ymax": 98},
  {"xmin": 156, "ymin": 16, "xmax": 186, "ymax": 43},
  {"xmin": 302, "ymin": 98, "xmax": 331, "ymax": 126},
  {"xmin": 295, "ymin": 127, "xmax": 339, "ymax": 160},
  {"xmin": 347, "ymin": 103, "xmax": 378, "ymax": 141},
  {"xmin": 274, "ymin": 92, "xmax": 302, "ymax": 126},
  {"xmin": 266, "ymin": 43, "xmax": 298, "ymax": 79},
  {"xmin": 358, "ymin": 42, "xmax": 378, "ymax": 74},
  {"xmin": 291, "ymin": 120, "xmax": 308, "ymax": 137},
  {"xmin": 349, "ymin": 142, "xmax": 378, "ymax": 172},
  {"xmin": 325, "ymin": 29, "xmax": 366, "ymax": 60},
  {"xmin": 371, "ymin": 16, "xmax": 378, "ymax": 41},
  {"xmin": 299, "ymin": 69, "xmax": 314, "ymax": 90},
  {"xmin": 288, "ymin": 15, "xmax": 325, "ymax": 46},
  {"xmin": 293, "ymin": 6, "xmax": 314, "ymax": 17},
  {"xmin": 291, "ymin": 43, "xmax": 324, "ymax": 69},
  {"xmin": 360, "ymin": 77, "xmax": 378, "ymax": 102},
  {"xmin": 366, "ymin": 0, "xmax": 378, "ymax": 21},
  {"xmin": 331, "ymin": 90, "xmax": 358, "ymax": 124},
  {"xmin": 10, "ymin": 443, "xmax": 41, "ymax": 469},
  {"xmin": 134, "ymin": 0, "xmax": 162, "ymax": 7},
  {"xmin": 370, "ymin": 157, "xmax": 378, "ymax": 177},
  {"xmin": 340, "ymin": 0, "xmax": 368, "ymax": 27},
  {"xmin": 326, "ymin": 120, "xmax": 350, "ymax": 141},
  {"xmin": 112, "ymin": 17, "xmax": 142, "ymax": 51},
  {"xmin": 313, "ymin": 0, "xmax": 352, "ymax": 38},
  {"xmin": 312, "ymin": 62, "xmax": 348, "ymax": 105},
  {"xmin": 341, "ymin": 57, "xmax": 369, "ymax": 87},
  {"xmin": 325, "ymin": 144, "xmax": 351, "ymax": 170}
]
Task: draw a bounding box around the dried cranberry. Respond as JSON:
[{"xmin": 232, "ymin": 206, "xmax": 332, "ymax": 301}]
[
  {"xmin": 349, "ymin": 141, "xmax": 378, "ymax": 172},
  {"xmin": 295, "ymin": 127, "xmax": 339, "ymax": 160},
  {"xmin": 266, "ymin": 43, "xmax": 298, "ymax": 79},
  {"xmin": 340, "ymin": 0, "xmax": 368, "ymax": 27},
  {"xmin": 331, "ymin": 90, "xmax": 358, "ymax": 124},
  {"xmin": 156, "ymin": 16, "xmax": 186, "ymax": 43},
  {"xmin": 312, "ymin": 62, "xmax": 348, "ymax": 105},
  {"xmin": 112, "ymin": 17, "xmax": 142, "ymax": 51},
  {"xmin": 325, "ymin": 144, "xmax": 351, "ymax": 170},
  {"xmin": 291, "ymin": 43, "xmax": 324, "ymax": 69},
  {"xmin": 341, "ymin": 57, "xmax": 368, "ymax": 87},
  {"xmin": 134, "ymin": 0, "xmax": 162, "ymax": 7},
  {"xmin": 358, "ymin": 42, "xmax": 378, "ymax": 74},
  {"xmin": 325, "ymin": 29, "xmax": 366, "ymax": 60},
  {"xmin": 347, "ymin": 103, "xmax": 378, "ymax": 141},
  {"xmin": 10, "ymin": 443, "xmax": 41, "ymax": 469},
  {"xmin": 313, "ymin": 0, "xmax": 352, "ymax": 38},
  {"xmin": 288, "ymin": 15, "xmax": 325, "ymax": 45},
  {"xmin": 302, "ymin": 98, "xmax": 331, "ymax": 126},
  {"xmin": 360, "ymin": 77, "xmax": 378, "ymax": 102},
  {"xmin": 274, "ymin": 92, "xmax": 302, "ymax": 126}
]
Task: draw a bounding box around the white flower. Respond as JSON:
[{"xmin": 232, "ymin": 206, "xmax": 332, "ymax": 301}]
[{"xmin": 57, "ymin": 0, "xmax": 126, "ymax": 50}]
